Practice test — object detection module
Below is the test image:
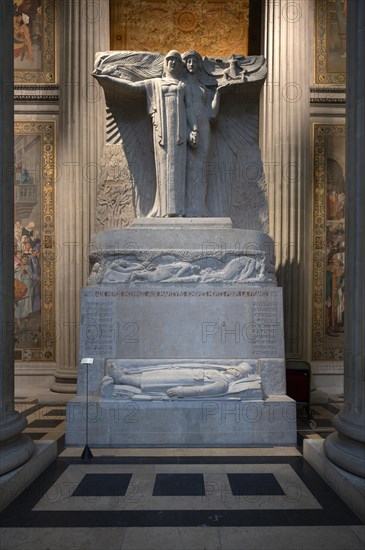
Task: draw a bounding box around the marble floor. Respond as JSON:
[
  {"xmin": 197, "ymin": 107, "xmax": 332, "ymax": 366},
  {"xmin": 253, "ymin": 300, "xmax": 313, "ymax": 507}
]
[{"xmin": 0, "ymin": 395, "xmax": 364, "ymax": 550}]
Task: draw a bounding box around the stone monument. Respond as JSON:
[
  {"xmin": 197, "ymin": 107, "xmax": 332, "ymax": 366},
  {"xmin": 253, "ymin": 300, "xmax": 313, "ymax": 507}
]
[{"xmin": 66, "ymin": 50, "xmax": 296, "ymax": 447}]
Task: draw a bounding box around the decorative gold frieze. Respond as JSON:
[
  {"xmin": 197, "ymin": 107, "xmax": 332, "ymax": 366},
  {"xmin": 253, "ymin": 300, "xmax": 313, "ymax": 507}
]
[{"xmin": 110, "ymin": 0, "xmax": 249, "ymax": 56}]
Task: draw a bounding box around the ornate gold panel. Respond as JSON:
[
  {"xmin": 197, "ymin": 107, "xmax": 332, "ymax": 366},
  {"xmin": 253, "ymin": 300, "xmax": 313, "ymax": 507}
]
[
  {"xmin": 14, "ymin": 121, "xmax": 56, "ymax": 362},
  {"xmin": 315, "ymin": 0, "xmax": 346, "ymax": 86},
  {"xmin": 312, "ymin": 123, "xmax": 346, "ymax": 361},
  {"xmin": 110, "ymin": 0, "xmax": 249, "ymax": 56}
]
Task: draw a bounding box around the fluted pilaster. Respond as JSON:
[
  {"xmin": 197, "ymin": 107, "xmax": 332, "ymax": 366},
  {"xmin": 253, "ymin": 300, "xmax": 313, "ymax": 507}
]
[
  {"xmin": 52, "ymin": 0, "xmax": 109, "ymax": 391},
  {"xmin": 260, "ymin": 0, "xmax": 311, "ymax": 357},
  {"xmin": 324, "ymin": 0, "xmax": 365, "ymax": 478},
  {"xmin": 0, "ymin": 0, "xmax": 34, "ymax": 474}
]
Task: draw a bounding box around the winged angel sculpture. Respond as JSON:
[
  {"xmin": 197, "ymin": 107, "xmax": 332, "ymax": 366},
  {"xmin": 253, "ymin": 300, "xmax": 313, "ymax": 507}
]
[{"xmin": 93, "ymin": 50, "xmax": 267, "ymax": 227}]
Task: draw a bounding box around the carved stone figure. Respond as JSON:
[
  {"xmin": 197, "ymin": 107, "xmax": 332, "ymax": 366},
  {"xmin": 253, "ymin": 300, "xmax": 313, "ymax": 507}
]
[
  {"xmin": 182, "ymin": 50, "xmax": 223, "ymax": 216},
  {"xmin": 95, "ymin": 50, "xmax": 197, "ymax": 217},
  {"xmin": 200, "ymin": 256, "xmax": 258, "ymax": 282},
  {"xmin": 93, "ymin": 50, "xmax": 267, "ymax": 226},
  {"xmin": 100, "ymin": 253, "xmax": 262, "ymax": 285},
  {"xmin": 100, "ymin": 361, "xmax": 262, "ymax": 399}
]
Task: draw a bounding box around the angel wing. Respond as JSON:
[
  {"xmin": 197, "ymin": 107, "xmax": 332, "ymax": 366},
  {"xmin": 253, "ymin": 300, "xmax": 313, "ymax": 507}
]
[
  {"xmin": 94, "ymin": 50, "xmax": 165, "ymax": 80},
  {"xmin": 205, "ymin": 72, "xmax": 268, "ymax": 231},
  {"xmin": 93, "ymin": 51, "xmax": 165, "ymax": 217},
  {"xmin": 201, "ymin": 55, "xmax": 267, "ymax": 86}
]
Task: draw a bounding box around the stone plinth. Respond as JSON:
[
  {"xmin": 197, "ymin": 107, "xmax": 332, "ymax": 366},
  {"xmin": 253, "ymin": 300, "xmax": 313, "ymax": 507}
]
[
  {"xmin": 67, "ymin": 220, "xmax": 294, "ymax": 447},
  {"xmin": 77, "ymin": 285, "xmax": 285, "ymax": 396},
  {"xmin": 66, "ymin": 395, "xmax": 297, "ymax": 447}
]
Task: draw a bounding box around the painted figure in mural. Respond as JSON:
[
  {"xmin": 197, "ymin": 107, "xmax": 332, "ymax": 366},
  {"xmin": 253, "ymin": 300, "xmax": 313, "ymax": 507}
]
[
  {"xmin": 14, "ymin": 255, "xmax": 34, "ymax": 324},
  {"xmin": 14, "ymin": 12, "xmax": 34, "ymax": 62},
  {"xmin": 95, "ymin": 51, "xmax": 197, "ymax": 217},
  {"xmin": 100, "ymin": 362, "xmax": 261, "ymax": 399}
]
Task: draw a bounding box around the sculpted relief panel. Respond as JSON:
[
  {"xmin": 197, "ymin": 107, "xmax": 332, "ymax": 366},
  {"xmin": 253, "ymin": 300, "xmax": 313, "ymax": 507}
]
[
  {"xmin": 110, "ymin": 0, "xmax": 249, "ymax": 57},
  {"xmin": 94, "ymin": 49, "xmax": 267, "ymax": 230},
  {"xmin": 100, "ymin": 361, "xmax": 262, "ymax": 400}
]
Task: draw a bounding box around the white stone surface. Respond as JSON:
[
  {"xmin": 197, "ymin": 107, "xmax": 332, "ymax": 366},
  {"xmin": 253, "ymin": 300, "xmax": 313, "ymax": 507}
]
[
  {"xmin": 70, "ymin": 220, "xmax": 291, "ymax": 446},
  {"xmin": 66, "ymin": 395, "xmax": 297, "ymax": 447},
  {"xmin": 80, "ymin": 285, "xmax": 284, "ymax": 357},
  {"xmin": 101, "ymin": 360, "xmax": 263, "ymax": 400}
]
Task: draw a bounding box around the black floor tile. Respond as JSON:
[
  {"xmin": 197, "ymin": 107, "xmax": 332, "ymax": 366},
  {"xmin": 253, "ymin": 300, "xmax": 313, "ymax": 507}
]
[
  {"xmin": 153, "ymin": 473, "xmax": 205, "ymax": 496},
  {"xmin": 43, "ymin": 408, "xmax": 66, "ymax": 417},
  {"xmin": 72, "ymin": 473, "xmax": 133, "ymax": 497},
  {"xmin": 0, "ymin": 457, "xmax": 362, "ymax": 528},
  {"xmin": 323, "ymin": 403, "xmax": 342, "ymax": 414},
  {"xmin": 28, "ymin": 419, "xmax": 63, "ymax": 428},
  {"xmin": 57, "ymin": 434, "xmax": 66, "ymax": 454},
  {"xmin": 227, "ymin": 473, "xmax": 285, "ymax": 496},
  {"xmin": 314, "ymin": 419, "xmax": 335, "ymax": 428}
]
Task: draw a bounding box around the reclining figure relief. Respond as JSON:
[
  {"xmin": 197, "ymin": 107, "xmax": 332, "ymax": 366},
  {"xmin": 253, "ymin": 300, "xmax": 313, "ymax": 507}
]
[{"xmin": 100, "ymin": 361, "xmax": 263, "ymax": 400}]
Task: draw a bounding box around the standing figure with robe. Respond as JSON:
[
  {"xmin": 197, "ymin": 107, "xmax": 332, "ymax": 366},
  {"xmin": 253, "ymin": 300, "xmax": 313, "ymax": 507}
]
[
  {"xmin": 95, "ymin": 50, "xmax": 197, "ymax": 217},
  {"xmin": 182, "ymin": 50, "xmax": 225, "ymax": 216}
]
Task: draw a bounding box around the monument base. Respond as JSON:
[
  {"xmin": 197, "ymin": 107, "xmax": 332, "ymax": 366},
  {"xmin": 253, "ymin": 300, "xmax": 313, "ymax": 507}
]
[{"xmin": 66, "ymin": 394, "xmax": 297, "ymax": 447}]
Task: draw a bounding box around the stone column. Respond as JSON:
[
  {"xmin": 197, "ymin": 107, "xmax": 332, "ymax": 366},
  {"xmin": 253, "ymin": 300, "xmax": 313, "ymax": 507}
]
[
  {"xmin": 51, "ymin": 0, "xmax": 109, "ymax": 393},
  {"xmin": 324, "ymin": 0, "xmax": 365, "ymax": 479},
  {"xmin": 260, "ymin": 0, "xmax": 311, "ymax": 357},
  {"xmin": 0, "ymin": 0, "xmax": 34, "ymax": 474}
]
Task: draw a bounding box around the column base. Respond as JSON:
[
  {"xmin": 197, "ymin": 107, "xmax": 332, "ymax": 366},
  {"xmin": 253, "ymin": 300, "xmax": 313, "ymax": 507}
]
[
  {"xmin": 0, "ymin": 433, "xmax": 34, "ymax": 475},
  {"xmin": 0, "ymin": 440, "xmax": 57, "ymax": 511},
  {"xmin": 50, "ymin": 368, "xmax": 77, "ymax": 394},
  {"xmin": 324, "ymin": 431, "xmax": 365, "ymax": 478},
  {"xmin": 304, "ymin": 438, "xmax": 365, "ymax": 522}
]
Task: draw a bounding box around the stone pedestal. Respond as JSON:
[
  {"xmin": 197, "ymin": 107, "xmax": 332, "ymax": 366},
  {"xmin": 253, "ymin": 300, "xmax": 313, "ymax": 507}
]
[
  {"xmin": 323, "ymin": 0, "xmax": 365, "ymax": 479},
  {"xmin": 66, "ymin": 219, "xmax": 296, "ymax": 447},
  {"xmin": 66, "ymin": 395, "xmax": 296, "ymax": 447}
]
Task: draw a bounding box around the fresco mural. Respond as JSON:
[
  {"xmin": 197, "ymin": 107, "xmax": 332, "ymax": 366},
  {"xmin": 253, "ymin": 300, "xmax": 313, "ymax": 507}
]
[
  {"xmin": 312, "ymin": 124, "xmax": 346, "ymax": 361},
  {"xmin": 315, "ymin": 0, "xmax": 347, "ymax": 85},
  {"xmin": 14, "ymin": 122, "xmax": 55, "ymax": 362},
  {"xmin": 14, "ymin": 0, "xmax": 55, "ymax": 83}
]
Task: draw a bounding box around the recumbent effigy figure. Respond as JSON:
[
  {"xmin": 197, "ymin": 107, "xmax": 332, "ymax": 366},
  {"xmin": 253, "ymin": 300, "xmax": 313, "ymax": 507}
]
[{"xmin": 100, "ymin": 361, "xmax": 263, "ymax": 400}]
